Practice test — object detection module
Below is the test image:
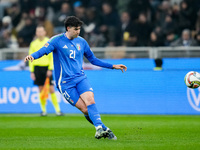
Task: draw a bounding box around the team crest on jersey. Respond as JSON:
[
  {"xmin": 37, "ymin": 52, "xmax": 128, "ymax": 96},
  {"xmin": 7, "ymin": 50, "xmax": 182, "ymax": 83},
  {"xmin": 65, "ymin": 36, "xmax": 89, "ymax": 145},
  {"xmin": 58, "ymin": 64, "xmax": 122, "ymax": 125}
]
[
  {"xmin": 76, "ymin": 44, "xmax": 81, "ymax": 50},
  {"xmin": 44, "ymin": 43, "xmax": 49, "ymax": 48}
]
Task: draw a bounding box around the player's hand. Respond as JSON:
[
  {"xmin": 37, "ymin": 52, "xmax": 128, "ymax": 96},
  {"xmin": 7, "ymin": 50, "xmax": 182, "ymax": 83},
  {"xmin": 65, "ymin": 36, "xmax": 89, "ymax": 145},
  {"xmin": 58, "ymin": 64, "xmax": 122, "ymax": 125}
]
[
  {"xmin": 113, "ymin": 64, "xmax": 127, "ymax": 73},
  {"xmin": 24, "ymin": 55, "xmax": 34, "ymax": 62},
  {"xmin": 46, "ymin": 70, "xmax": 52, "ymax": 77},
  {"xmin": 30, "ymin": 72, "xmax": 36, "ymax": 81}
]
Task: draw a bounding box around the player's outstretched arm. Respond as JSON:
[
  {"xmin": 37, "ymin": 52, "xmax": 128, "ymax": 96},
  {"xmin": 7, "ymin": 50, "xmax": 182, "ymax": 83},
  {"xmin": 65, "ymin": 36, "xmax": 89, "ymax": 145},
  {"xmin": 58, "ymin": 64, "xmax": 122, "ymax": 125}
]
[
  {"xmin": 113, "ymin": 64, "xmax": 127, "ymax": 73},
  {"xmin": 24, "ymin": 55, "xmax": 34, "ymax": 62}
]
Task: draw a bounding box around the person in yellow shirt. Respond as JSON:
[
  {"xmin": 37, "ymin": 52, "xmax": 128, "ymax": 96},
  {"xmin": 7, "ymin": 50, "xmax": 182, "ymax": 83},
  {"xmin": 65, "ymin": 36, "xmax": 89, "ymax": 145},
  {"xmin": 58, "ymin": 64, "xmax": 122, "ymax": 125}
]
[{"xmin": 29, "ymin": 25, "xmax": 63, "ymax": 116}]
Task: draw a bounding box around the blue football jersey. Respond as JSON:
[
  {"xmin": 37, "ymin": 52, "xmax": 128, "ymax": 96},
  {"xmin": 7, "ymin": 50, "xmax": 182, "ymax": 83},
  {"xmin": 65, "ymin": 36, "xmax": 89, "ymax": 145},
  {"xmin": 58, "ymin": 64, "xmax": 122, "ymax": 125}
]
[{"xmin": 31, "ymin": 33, "xmax": 113, "ymax": 90}]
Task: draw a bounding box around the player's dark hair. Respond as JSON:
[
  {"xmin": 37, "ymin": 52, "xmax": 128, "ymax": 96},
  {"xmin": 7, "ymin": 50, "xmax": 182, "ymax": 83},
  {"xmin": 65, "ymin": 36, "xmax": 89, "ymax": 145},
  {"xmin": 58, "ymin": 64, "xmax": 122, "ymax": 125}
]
[{"xmin": 64, "ymin": 16, "xmax": 83, "ymax": 31}]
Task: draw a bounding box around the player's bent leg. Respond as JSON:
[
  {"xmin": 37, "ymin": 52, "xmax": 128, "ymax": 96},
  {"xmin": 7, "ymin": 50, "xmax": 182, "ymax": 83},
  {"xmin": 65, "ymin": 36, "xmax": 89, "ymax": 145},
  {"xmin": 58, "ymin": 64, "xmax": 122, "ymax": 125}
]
[
  {"xmin": 79, "ymin": 91, "xmax": 95, "ymax": 106},
  {"xmin": 75, "ymin": 98, "xmax": 88, "ymax": 115},
  {"xmin": 75, "ymin": 97, "xmax": 94, "ymax": 125},
  {"xmin": 75, "ymin": 97, "xmax": 108, "ymax": 129},
  {"xmin": 62, "ymin": 86, "xmax": 106, "ymax": 139},
  {"xmin": 75, "ymin": 97, "xmax": 105, "ymax": 139},
  {"xmin": 80, "ymin": 92, "xmax": 102, "ymax": 127},
  {"xmin": 80, "ymin": 92, "xmax": 107, "ymax": 139}
]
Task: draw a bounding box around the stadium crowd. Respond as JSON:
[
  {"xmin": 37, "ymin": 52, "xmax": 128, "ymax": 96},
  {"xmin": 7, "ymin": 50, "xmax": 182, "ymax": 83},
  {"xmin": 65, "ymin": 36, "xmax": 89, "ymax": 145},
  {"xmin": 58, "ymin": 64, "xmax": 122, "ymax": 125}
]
[{"xmin": 0, "ymin": 0, "xmax": 200, "ymax": 48}]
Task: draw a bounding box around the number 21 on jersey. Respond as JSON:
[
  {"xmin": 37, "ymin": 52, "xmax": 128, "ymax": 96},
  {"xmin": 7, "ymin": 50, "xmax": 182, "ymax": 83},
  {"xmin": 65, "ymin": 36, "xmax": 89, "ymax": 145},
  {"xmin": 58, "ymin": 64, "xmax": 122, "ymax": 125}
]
[{"xmin": 69, "ymin": 50, "xmax": 75, "ymax": 58}]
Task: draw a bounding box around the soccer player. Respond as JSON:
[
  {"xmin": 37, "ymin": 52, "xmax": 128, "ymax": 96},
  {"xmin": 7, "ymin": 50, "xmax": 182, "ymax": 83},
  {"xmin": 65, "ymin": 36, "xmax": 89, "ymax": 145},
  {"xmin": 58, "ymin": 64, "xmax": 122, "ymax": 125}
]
[
  {"xmin": 24, "ymin": 16, "xmax": 127, "ymax": 139},
  {"xmin": 29, "ymin": 25, "xmax": 63, "ymax": 116}
]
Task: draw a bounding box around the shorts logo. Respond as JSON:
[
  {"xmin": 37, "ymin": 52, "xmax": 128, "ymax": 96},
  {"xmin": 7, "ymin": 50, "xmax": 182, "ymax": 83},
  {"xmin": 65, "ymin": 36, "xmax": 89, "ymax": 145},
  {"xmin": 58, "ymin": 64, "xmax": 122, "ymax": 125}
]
[
  {"xmin": 70, "ymin": 99, "xmax": 74, "ymax": 104},
  {"xmin": 187, "ymin": 88, "xmax": 200, "ymax": 111},
  {"xmin": 63, "ymin": 91, "xmax": 74, "ymax": 104},
  {"xmin": 44, "ymin": 43, "xmax": 49, "ymax": 48}
]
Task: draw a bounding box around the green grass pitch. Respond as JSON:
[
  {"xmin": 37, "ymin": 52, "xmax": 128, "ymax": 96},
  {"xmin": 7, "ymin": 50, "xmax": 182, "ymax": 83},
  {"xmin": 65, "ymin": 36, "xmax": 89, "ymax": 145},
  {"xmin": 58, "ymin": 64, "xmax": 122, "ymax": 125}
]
[{"xmin": 0, "ymin": 114, "xmax": 200, "ymax": 150}]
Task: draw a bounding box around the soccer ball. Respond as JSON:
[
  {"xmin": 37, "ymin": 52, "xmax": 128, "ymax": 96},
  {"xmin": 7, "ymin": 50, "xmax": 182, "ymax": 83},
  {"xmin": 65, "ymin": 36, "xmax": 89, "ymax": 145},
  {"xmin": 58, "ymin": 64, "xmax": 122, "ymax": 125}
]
[{"xmin": 184, "ymin": 71, "xmax": 200, "ymax": 89}]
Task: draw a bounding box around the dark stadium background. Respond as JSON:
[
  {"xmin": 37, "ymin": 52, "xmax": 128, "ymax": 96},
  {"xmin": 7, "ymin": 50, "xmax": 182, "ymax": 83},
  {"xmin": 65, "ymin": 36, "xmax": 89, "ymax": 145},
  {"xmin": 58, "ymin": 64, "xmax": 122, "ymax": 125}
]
[{"xmin": 1, "ymin": 0, "xmax": 200, "ymax": 114}]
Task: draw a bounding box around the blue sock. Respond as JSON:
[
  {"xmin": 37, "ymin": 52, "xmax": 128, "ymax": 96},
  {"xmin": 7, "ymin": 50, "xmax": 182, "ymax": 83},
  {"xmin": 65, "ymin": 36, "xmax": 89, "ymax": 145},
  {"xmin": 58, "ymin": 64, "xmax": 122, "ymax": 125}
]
[
  {"xmin": 84, "ymin": 115, "xmax": 108, "ymax": 131},
  {"xmin": 87, "ymin": 104, "xmax": 103, "ymax": 127}
]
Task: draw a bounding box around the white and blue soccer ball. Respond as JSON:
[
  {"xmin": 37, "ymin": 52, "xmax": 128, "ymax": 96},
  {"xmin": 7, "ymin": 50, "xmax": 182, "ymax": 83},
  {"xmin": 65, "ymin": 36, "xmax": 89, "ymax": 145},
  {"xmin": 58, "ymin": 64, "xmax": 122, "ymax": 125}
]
[{"xmin": 184, "ymin": 71, "xmax": 200, "ymax": 89}]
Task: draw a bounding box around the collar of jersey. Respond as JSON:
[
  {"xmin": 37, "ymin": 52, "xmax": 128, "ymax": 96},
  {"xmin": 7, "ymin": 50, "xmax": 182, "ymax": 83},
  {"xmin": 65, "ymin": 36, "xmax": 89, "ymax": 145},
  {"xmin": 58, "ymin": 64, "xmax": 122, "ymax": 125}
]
[{"xmin": 63, "ymin": 32, "xmax": 74, "ymax": 41}]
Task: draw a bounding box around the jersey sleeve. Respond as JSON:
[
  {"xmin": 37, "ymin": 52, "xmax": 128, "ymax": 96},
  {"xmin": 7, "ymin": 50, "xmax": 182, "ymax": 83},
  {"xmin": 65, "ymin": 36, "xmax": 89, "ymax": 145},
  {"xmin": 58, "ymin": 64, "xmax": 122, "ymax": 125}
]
[
  {"xmin": 28, "ymin": 42, "xmax": 34, "ymax": 72},
  {"xmin": 31, "ymin": 40, "xmax": 55, "ymax": 59},
  {"xmin": 84, "ymin": 41, "xmax": 113, "ymax": 69}
]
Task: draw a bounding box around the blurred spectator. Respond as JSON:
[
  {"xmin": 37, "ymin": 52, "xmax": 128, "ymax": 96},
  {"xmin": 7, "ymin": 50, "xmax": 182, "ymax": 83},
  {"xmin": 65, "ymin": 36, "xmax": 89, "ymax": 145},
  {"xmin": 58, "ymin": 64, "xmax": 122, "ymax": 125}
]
[
  {"xmin": 161, "ymin": 14, "xmax": 177, "ymax": 36},
  {"xmin": 148, "ymin": 31, "xmax": 164, "ymax": 46},
  {"xmin": 170, "ymin": 29, "xmax": 198, "ymax": 46},
  {"xmin": 0, "ymin": 29, "xmax": 11, "ymax": 48},
  {"xmin": 150, "ymin": 0, "xmax": 163, "ymax": 10},
  {"xmin": 8, "ymin": 3, "xmax": 21, "ymax": 28},
  {"xmin": 83, "ymin": 7, "xmax": 104, "ymax": 47},
  {"xmin": 35, "ymin": 0, "xmax": 50, "ymax": 10},
  {"xmin": 184, "ymin": 0, "xmax": 200, "ymax": 26},
  {"xmin": 17, "ymin": 17, "xmax": 36, "ymax": 47},
  {"xmin": 73, "ymin": 1, "xmax": 86, "ymax": 25},
  {"xmin": 156, "ymin": 1, "xmax": 171, "ymax": 26},
  {"xmin": 99, "ymin": 2, "xmax": 120, "ymax": 46},
  {"xmin": 45, "ymin": 6, "xmax": 55, "ymax": 23},
  {"xmin": 127, "ymin": 0, "xmax": 151, "ymax": 21},
  {"xmin": 72, "ymin": 1, "xmax": 88, "ymax": 37},
  {"xmin": 195, "ymin": 9, "xmax": 200, "ymax": 32},
  {"xmin": 73, "ymin": 0, "xmax": 91, "ymax": 8},
  {"xmin": 170, "ymin": 0, "xmax": 182, "ymax": 5},
  {"xmin": 87, "ymin": 0, "xmax": 103, "ymax": 10},
  {"xmin": 134, "ymin": 13, "xmax": 153, "ymax": 46},
  {"xmin": 0, "ymin": 29, "xmax": 18, "ymax": 48},
  {"xmin": 153, "ymin": 25, "xmax": 162, "ymax": 37},
  {"xmin": 50, "ymin": 0, "xmax": 71, "ymax": 13},
  {"xmin": 120, "ymin": 11, "xmax": 137, "ymax": 46},
  {"xmin": 171, "ymin": 2, "xmax": 180, "ymax": 23},
  {"xmin": 35, "ymin": 6, "xmax": 46, "ymax": 19},
  {"xmin": 1, "ymin": 16, "xmax": 12, "ymax": 33},
  {"xmin": 178, "ymin": 1, "xmax": 196, "ymax": 33},
  {"xmin": 53, "ymin": 2, "xmax": 72, "ymax": 34},
  {"xmin": 0, "ymin": 19, "xmax": 7, "ymax": 48},
  {"xmin": 0, "ymin": 16, "xmax": 12, "ymax": 48},
  {"xmin": 195, "ymin": 31, "xmax": 200, "ymax": 46},
  {"xmin": 0, "ymin": 0, "xmax": 15, "ymax": 19},
  {"xmin": 164, "ymin": 31, "xmax": 178, "ymax": 46},
  {"xmin": 19, "ymin": 0, "xmax": 36, "ymax": 14},
  {"xmin": 35, "ymin": 6, "xmax": 54, "ymax": 37},
  {"xmin": 15, "ymin": 12, "xmax": 28, "ymax": 33},
  {"xmin": 117, "ymin": 0, "xmax": 131, "ymax": 15},
  {"xmin": 0, "ymin": 16, "xmax": 18, "ymax": 48}
]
